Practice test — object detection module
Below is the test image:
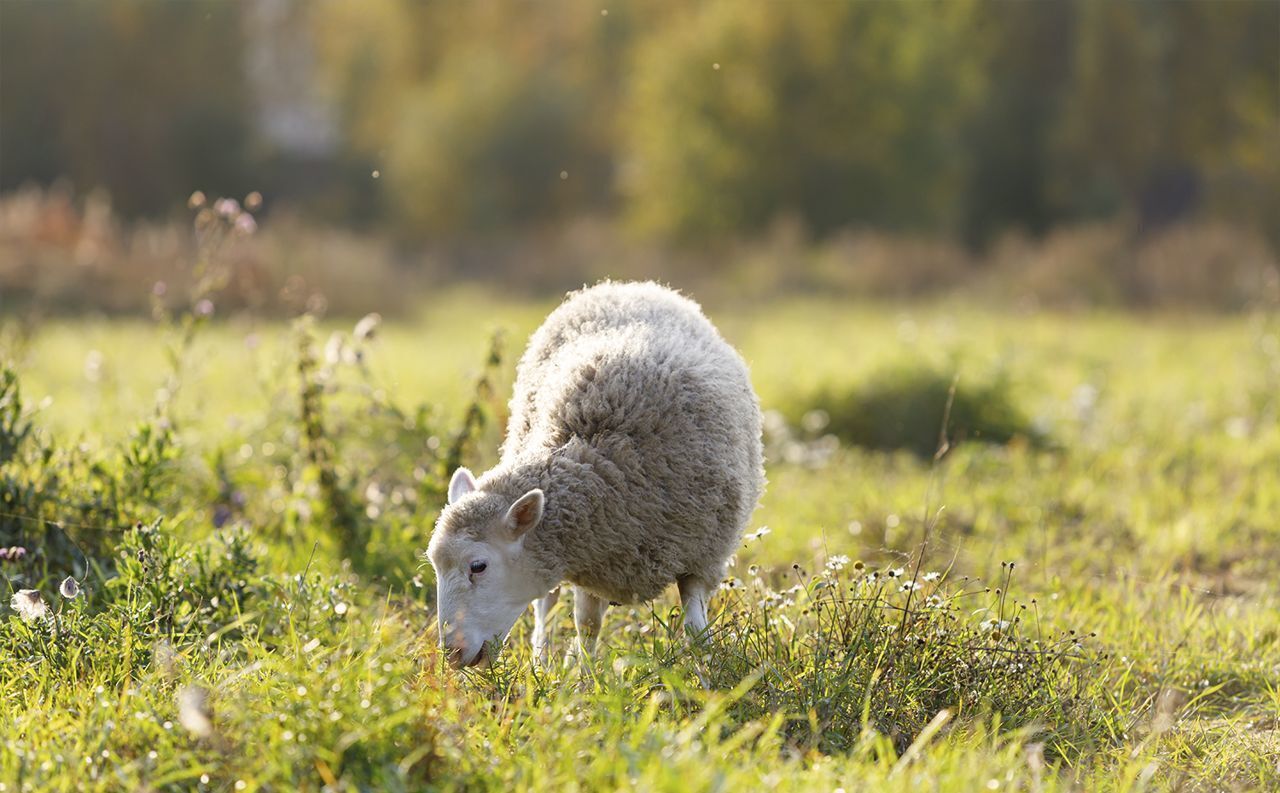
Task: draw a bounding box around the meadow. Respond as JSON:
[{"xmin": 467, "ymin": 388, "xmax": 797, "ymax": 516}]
[{"xmin": 2, "ymin": 289, "xmax": 1279, "ymax": 791}]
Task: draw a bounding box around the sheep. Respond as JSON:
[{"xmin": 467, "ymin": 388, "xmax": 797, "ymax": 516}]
[{"xmin": 426, "ymin": 281, "xmax": 765, "ymax": 668}]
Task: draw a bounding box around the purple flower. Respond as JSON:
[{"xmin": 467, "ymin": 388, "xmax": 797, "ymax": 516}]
[{"xmin": 214, "ymin": 198, "xmax": 240, "ymax": 219}]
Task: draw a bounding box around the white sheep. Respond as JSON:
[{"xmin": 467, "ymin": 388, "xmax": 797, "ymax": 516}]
[{"xmin": 427, "ymin": 281, "xmax": 765, "ymax": 667}]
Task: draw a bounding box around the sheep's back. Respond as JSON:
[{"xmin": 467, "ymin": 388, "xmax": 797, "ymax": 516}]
[
  {"xmin": 504, "ymin": 282, "xmax": 722, "ymax": 453},
  {"xmin": 502, "ymin": 283, "xmax": 764, "ymax": 601}
]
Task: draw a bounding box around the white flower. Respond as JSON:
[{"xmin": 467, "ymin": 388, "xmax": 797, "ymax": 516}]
[
  {"xmin": 177, "ymin": 686, "xmax": 213, "ymax": 737},
  {"xmin": 324, "ymin": 333, "xmax": 345, "ymax": 366},
  {"xmin": 825, "ymin": 554, "xmax": 851, "ymax": 572},
  {"xmin": 980, "ymin": 619, "xmax": 1011, "ymax": 632},
  {"xmin": 922, "ymin": 571, "xmax": 941, "ymax": 582},
  {"xmin": 886, "ymin": 567, "xmax": 905, "ymax": 578},
  {"xmin": 743, "ymin": 526, "xmax": 771, "ymax": 543},
  {"xmin": 10, "ymin": 589, "xmax": 48, "ymax": 621},
  {"xmin": 59, "ymin": 577, "xmax": 81, "ymax": 600},
  {"xmin": 353, "ymin": 313, "xmax": 382, "ymax": 342}
]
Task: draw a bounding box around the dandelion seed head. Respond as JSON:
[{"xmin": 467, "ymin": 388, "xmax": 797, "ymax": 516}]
[{"xmin": 9, "ymin": 589, "xmax": 47, "ymax": 621}]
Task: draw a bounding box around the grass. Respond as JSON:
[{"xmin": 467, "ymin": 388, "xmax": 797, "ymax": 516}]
[{"xmin": 2, "ymin": 290, "xmax": 1279, "ymax": 791}]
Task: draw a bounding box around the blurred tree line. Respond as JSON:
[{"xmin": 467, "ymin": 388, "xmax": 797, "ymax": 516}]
[{"xmin": 1, "ymin": 0, "xmax": 1275, "ymax": 246}]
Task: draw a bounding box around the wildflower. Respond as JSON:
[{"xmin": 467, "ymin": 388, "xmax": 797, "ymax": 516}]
[
  {"xmin": 9, "ymin": 589, "xmax": 48, "ymax": 621},
  {"xmin": 243, "ymin": 191, "xmax": 263, "ymax": 211},
  {"xmin": 886, "ymin": 567, "xmax": 905, "ymax": 578},
  {"xmin": 743, "ymin": 526, "xmax": 771, "ymax": 543},
  {"xmin": 825, "ymin": 554, "xmax": 850, "ymax": 572},
  {"xmin": 233, "ymin": 213, "xmax": 257, "ymax": 235},
  {"xmin": 187, "ymin": 191, "xmax": 206, "ymax": 210},
  {"xmin": 980, "ymin": 619, "xmax": 1011, "ymax": 632},
  {"xmin": 324, "ymin": 333, "xmax": 345, "ymax": 365},
  {"xmin": 353, "ymin": 312, "xmax": 381, "ymax": 342},
  {"xmin": 214, "ymin": 197, "xmax": 240, "ymax": 219},
  {"xmin": 0, "ymin": 546, "xmax": 27, "ymax": 562},
  {"xmin": 900, "ymin": 581, "xmax": 922, "ymax": 592},
  {"xmin": 194, "ymin": 299, "xmax": 214, "ymax": 318},
  {"xmin": 59, "ymin": 577, "xmax": 81, "ymax": 600},
  {"xmin": 177, "ymin": 686, "xmax": 213, "ymax": 737},
  {"xmin": 922, "ymin": 571, "xmax": 941, "ymax": 582}
]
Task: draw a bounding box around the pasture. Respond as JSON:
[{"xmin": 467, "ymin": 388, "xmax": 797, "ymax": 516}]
[{"xmin": 2, "ymin": 293, "xmax": 1278, "ymax": 791}]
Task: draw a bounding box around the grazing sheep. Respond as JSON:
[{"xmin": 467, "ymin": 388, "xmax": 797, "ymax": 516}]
[{"xmin": 426, "ymin": 281, "xmax": 765, "ymax": 667}]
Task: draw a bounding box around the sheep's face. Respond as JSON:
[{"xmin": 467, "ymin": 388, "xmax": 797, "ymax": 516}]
[{"xmin": 426, "ymin": 468, "xmax": 548, "ymax": 668}]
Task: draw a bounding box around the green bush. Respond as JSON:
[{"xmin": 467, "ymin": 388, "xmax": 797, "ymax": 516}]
[{"xmin": 793, "ymin": 365, "xmax": 1042, "ymax": 458}]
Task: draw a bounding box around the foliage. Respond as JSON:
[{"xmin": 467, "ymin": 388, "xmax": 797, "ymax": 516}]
[
  {"xmin": 2, "ymin": 1, "xmax": 1276, "ymax": 242},
  {"xmin": 622, "ymin": 1, "xmax": 985, "ymax": 239},
  {"xmin": 787, "ymin": 364, "xmax": 1041, "ymax": 458},
  {"xmin": 2, "ymin": 294, "xmax": 1280, "ymax": 790}
]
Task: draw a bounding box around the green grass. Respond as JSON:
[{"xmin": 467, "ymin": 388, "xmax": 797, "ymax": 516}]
[{"xmin": 2, "ymin": 292, "xmax": 1279, "ymax": 791}]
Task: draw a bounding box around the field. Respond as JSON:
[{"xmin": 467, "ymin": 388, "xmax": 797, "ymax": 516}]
[{"xmin": 2, "ymin": 292, "xmax": 1279, "ymax": 791}]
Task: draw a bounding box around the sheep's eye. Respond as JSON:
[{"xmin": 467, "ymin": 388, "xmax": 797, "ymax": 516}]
[{"xmin": 469, "ymin": 560, "xmax": 487, "ymax": 575}]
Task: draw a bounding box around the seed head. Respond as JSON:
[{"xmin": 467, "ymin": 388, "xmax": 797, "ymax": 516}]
[
  {"xmin": 59, "ymin": 576, "xmax": 81, "ymax": 600},
  {"xmin": 353, "ymin": 313, "xmax": 382, "ymax": 342},
  {"xmin": 9, "ymin": 589, "xmax": 48, "ymax": 621},
  {"xmin": 177, "ymin": 686, "xmax": 214, "ymax": 737}
]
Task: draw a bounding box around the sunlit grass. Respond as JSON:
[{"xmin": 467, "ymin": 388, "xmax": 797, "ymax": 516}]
[{"xmin": 2, "ymin": 292, "xmax": 1279, "ymax": 791}]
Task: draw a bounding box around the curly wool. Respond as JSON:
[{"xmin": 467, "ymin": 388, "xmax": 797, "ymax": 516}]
[{"xmin": 473, "ymin": 281, "xmax": 765, "ymax": 604}]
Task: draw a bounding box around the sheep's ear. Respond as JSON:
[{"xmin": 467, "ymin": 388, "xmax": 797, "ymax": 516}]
[
  {"xmin": 448, "ymin": 468, "xmax": 477, "ymax": 504},
  {"xmin": 504, "ymin": 489, "xmax": 544, "ymax": 538}
]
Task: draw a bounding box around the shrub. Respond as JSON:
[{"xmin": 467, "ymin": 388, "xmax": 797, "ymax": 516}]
[{"xmin": 790, "ymin": 364, "xmax": 1041, "ymax": 458}]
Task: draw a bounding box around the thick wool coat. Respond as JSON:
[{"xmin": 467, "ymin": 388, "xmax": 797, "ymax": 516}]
[{"xmin": 464, "ymin": 281, "xmax": 765, "ymax": 604}]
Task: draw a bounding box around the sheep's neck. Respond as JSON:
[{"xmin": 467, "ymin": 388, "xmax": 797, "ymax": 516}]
[{"xmin": 495, "ymin": 448, "xmax": 606, "ymax": 588}]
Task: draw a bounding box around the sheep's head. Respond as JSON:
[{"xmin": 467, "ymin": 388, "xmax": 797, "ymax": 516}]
[{"xmin": 426, "ymin": 467, "xmax": 548, "ymax": 668}]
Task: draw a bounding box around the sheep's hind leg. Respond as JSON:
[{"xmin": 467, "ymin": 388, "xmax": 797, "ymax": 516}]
[
  {"xmin": 677, "ymin": 576, "xmax": 712, "ymax": 639},
  {"xmin": 565, "ymin": 587, "xmax": 609, "ymax": 664},
  {"xmin": 531, "ymin": 586, "xmax": 561, "ymax": 667}
]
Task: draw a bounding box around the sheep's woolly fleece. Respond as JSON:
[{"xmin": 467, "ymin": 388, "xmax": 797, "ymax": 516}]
[{"xmin": 449, "ymin": 280, "xmax": 765, "ymax": 604}]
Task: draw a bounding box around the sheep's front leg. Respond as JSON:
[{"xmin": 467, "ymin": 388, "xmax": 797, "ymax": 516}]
[
  {"xmin": 531, "ymin": 586, "xmax": 560, "ymax": 667},
  {"xmin": 677, "ymin": 576, "xmax": 712, "ymax": 639},
  {"xmin": 567, "ymin": 587, "xmax": 608, "ymax": 662}
]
